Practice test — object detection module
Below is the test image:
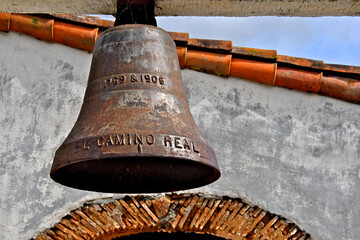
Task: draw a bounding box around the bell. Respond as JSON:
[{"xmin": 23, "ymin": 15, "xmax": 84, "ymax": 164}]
[{"xmin": 50, "ymin": 24, "xmax": 220, "ymax": 193}]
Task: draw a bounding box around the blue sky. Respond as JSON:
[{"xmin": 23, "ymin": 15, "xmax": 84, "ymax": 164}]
[
  {"xmin": 97, "ymin": 15, "xmax": 360, "ymax": 66},
  {"xmin": 156, "ymin": 17, "xmax": 360, "ymax": 66}
]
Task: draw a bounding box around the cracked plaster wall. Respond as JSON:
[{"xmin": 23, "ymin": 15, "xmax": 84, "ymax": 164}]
[{"xmin": 0, "ymin": 31, "xmax": 359, "ymax": 240}]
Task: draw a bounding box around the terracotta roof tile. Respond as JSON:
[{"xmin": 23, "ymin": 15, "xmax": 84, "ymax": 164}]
[
  {"xmin": 277, "ymin": 55, "xmax": 324, "ymax": 69},
  {"xmin": 324, "ymin": 63, "xmax": 360, "ymax": 75},
  {"xmin": 10, "ymin": 14, "xmax": 53, "ymax": 41},
  {"xmin": 0, "ymin": 13, "xmax": 10, "ymax": 32},
  {"xmin": 53, "ymin": 21, "xmax": 98, "ymax": 52},
  {"xmin": 51, "ymin": 14, "xmax": 114, "ymax": 28},
  {"xmin": 275, "ymin": 67, "xmax": 322, "ymax": 93},
  {"xmin": 230, "ymin": 59, "xmax": 276, "ymax": 85},
  {"xmin": 185, "ymin": 50, "xmax": 232, "ymax": 76},
  {"xmin": 176, "ymin": 46, "xmax": 187, "ymax": 69},
  {"xmin": 232, "ymin": 47, "xmax": 277, "ymax": 60},
  {"xmin": 168, "ymin": 31, "xmax": 189, "ymax": 43},
  {"xmin": 320, "ymin": 76, "xmax": 360, "ymax": 102},
  {"xmin": 1, "ymin": 13, "xmax": 359, "ymax": 104},
  {"xmin": 188, "ymin": 38, "xmax": 232, "ymax": 52}
]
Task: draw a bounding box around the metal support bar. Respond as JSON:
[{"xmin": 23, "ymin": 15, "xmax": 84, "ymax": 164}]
[{"xmin": 115, "ymin": 0, "xmax": 156, "ymax": 26}]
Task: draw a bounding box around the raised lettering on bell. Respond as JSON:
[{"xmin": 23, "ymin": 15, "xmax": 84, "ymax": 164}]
[
  {"xmin": 97, "ymin": 133, "xmax": 155, "ymax": 147},
  {"xmin": 164, "ymin": 135, "xmax": 200, "ymax": 154}
]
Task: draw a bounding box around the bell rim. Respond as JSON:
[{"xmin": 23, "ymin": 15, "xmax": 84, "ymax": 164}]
[{"xmin": 50, "ymin": 155, "xmax": 221, "ymax": 193}]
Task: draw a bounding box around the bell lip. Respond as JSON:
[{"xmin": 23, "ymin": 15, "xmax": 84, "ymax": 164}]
[{"xmin": 50, "ymin": 154, "xmax": 221, "ymax": 193}]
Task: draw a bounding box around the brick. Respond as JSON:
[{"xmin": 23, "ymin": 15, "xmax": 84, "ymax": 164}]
[
  {"xmin": 69, "ymin": 218, "xmax": 95, "ymax": 238},
  {"xmin": 99, "ymin": 206, "xmax": 121, "ymax": 230},
  {"xmin": 119, "ymin": 199, "xmax": 145, "ymax": 227},
  {"xmin": 88, "ymin": 205, "xmax": 115, "ymax": 232},
  {"xmin": 75, "ymin": 209, "xmax": 104, "ymax": 234},
  {"xmin": 152, "ymin": 195, "xmax": 171, "ymax": 219},
  {"xmin": 108, "ymin": 202, "xmax": 132, "ymax": 228},
  {"xmin": 32, "ymin": 194, "xmax": 311, "ymax": 240},
  {"xmin": 199, "ymin": 200, "xmax": 221, "ymax": 229},
  {"xmin": 189, "ymin": 197, "xmax": 206, "ymax": 229},
  {"xmin": 44, "ymin": 230, "xmax": 62, "ymax": 240},
  {"xmin": 194, "ymin": 199, "xmax": 212, "ymax": 229},
  {"xmin": 82, "ymin": 206, "xmax": 110, "ymax": 233},
  {"xmin": 178, "ymin": 195, "xmax": 199, "ymax": 229},
  {"xmin": 127, "ymin": 199, "xmax": 152, "ymax": 227},
  {"xmin": 219, "ymin": 202, "xmax": 243, "ymax": 231},
  {"xmin": 114, "ymin": 200, "xmax": 139, "ymax": 228},
  {"xmin": 61, "ymin": 218, "xmax": 90, "ymax": 239},
  {"xmin": 53, "ymin": 226, "xmax": 73, "ymax": 240},
  {"xmin": 55, "ymin": 223, "xmax": 83, "ymax": 240},
  {"xmin": 210, "ymin": 199, "xmax": 232, "ymax": 229},
  {"xmin": 139, "ymin": 200, "xmax": 160, "ymax": 224},
  {"xmin": 101, "ymin": 203, "xmax": 127, "ymax": 229}
]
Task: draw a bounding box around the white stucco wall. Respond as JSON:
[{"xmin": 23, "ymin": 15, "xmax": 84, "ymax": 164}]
[{"xmin": 0, "ymin": 31, "xmax": 360, "ymax": 240}]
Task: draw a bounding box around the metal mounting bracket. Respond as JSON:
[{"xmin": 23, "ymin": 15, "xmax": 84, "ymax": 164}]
[{"xmin": 114, "ymin": 0, "xmax": 156, "ymax": 26}]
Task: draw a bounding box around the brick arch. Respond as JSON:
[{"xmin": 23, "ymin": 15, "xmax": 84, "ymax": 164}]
[{"xmin": 33, "ymin": 194, "xmax": 311, "ymax": 240}]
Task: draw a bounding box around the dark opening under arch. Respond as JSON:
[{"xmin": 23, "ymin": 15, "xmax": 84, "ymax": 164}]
[{"xmin": 113, "ymin": 232, "xmax": 227, "ymax": 240}]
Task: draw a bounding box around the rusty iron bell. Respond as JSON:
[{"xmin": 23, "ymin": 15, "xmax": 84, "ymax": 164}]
[{"xmin": 50, "ymin": 24, "xmax": 220, "ymax": 193}]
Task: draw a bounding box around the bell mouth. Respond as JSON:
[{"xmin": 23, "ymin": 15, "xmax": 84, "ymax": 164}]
[{"xmin": 50, "ymin": 156, "xmax": 220, "ymax": 193}]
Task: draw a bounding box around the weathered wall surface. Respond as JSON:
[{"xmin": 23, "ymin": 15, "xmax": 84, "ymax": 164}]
[
  {"xmin": 0, "ymin": 32, "xmax": 113, "ymax": 239},
  {"xmin": 0, "ymin": 32, "xmax": 360, "ymax": 240},
  {"xmin": 1, "ymin": 0, "xmax": 360, "ymax": 16}
]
